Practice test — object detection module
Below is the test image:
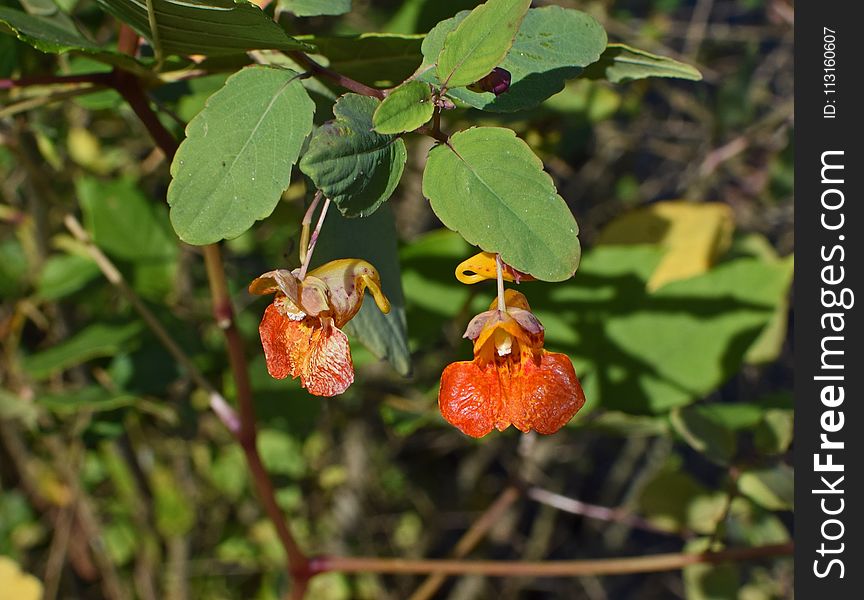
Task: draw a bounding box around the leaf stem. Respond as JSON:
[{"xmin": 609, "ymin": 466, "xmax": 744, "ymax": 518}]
[
  {"xmin": 299, "ymin": 190, "xmax": 322, "ymax": 265},
  {"xmin": 298, "ymin": 195, "xmax": 331, "ymax": 281},
  {"xmin": 0, "ymin": 72, "xmax": 114, "ymax": 89},
  {"xmin": 311, "ymin": 543, "xmax": 792, "ymax": 577},
  {"xmin": 144, "ymin": 0, "xmax": 165, "ymax": 69},
  {"xmin": 496, "ymin": 254, "xmax": 506, "ymax": 313},
  {"xmin": 288, "ymin": 51, "xmax": 385, "ymax": 99}
]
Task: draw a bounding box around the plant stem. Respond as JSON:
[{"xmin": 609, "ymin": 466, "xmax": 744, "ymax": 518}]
[
  {"xmin": 0, "ymin": 72, "xmax": 114, "ymax": 89},
  {"xmin": 299, "ymin": 190, "xmax": 322, "ymax": 265},
  {"xmin": 288, "ymin": 51, "xmax": 385, "ymax": 99},
  {"xmin": 298, "ymin": 196, "xmax": 330, "ymax": 281},
  {"xmin": 496, "ymin": 254, "xmax": 506, "ymax": 313},
  {"xmin": 108, "ymin": 26, "xmax": 311, "ymax": 583},
  {"xmin": 312, "ymin": 543, "xmax": 792, "ymax": 578},
  {"xmin": 409, "ymin": 486, "xmax": 521, "ymax": 600}
]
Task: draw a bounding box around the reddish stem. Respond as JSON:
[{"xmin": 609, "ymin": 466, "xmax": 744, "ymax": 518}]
[
  {"xmin": 288, "ymin": 51, "xmax": 385, "ymax": 99},
  {"xmin": 0, "ymin": 72, "xmax": 114, "ymax": 90}
]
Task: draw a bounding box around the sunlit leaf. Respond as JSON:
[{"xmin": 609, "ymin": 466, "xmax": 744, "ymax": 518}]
[
  {"xmin": 738, "ymin": 465, "xmax": 793, "ymax": 511},
  {"xmin": 279, "ymin": 0, "xmax": 350, "ymax": 17},
  {"xmin": 423, "ymin": 126, "xmax": 580, "ymax": 281},
  {"xmin": 597, "ymin": 201, "xmax": 734, "ymax": 291},
  {"xmin": 372, "ymin": 80, "xmax": 434, "ymax": 134},
  {"xmin": 421, "ymin": 6, "xmax": 606, "ymax": 112},
  {"xmin": 94, "ymin": 0, "xmax": 313, "ymax": 56},
  {"xmin": 583, "ymin": 43, "xmax": 702, "ymax": 83},
  {"xmin": 435, "ymin": 0, "xmax": 530, "ymax": 89},
  {"xmin": 168, "ymin": 66, "xmax": 315, "ymax": 244}
]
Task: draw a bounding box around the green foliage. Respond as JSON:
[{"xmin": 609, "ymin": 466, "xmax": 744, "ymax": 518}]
[
  {"xmin": 94, "ymin": 0, "xmax": 312, "ymax": 56},
  {"xmin": 168, "ymin": 66, "xmax": 315, "ymax": 244},
  {"xmin": 583, "ymin": 43, "xmax": 703, "ymax": 83},
  {"xmin": 23, "ymin": 322, "xmax": 143, "ymax": 380},
  {"xmin": 372, "ymin": 80, "xmax": 434, "ymax": 134},
  {"xmin": 423, "ymin": 127, "xmax": 580, "ymax": 281},
  {"xmin": 670, "ymin": 405, "xmax": 736, "ymax": 465},
  {"xmin": 280, "ymin": 0, "xmax": 351, "ymax": 17},
  {"xmin": 299, "ymin": 94, "xmax": 407, "ymax": 217},
  {"xmin": 738, "ymin": 466, "xmax": 794, "ymax": 511},
  {"xmin": 301, "ymin": 34, "xmax": 424, "ymax": 87},
  {"xmin": 422, "ymin": 6, "xmax": 607, "ymax": 112},
  {"xmin": 435, "ymin": 0, "xmax": 530, "ymax": 89},
  {"xmin": 0, "ymin": 6, "xmax": 102, "ymax": 54}
]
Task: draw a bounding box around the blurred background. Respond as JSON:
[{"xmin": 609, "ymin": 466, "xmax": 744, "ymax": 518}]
[{"xmin": 1, "ymin": 0, "xmax": 794, "ymax": 598}]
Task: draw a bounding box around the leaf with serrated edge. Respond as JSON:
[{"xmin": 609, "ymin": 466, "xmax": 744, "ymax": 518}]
[
  {"xmin": 94, "ymin": 0, "xmax": 313, "ymax": 56},
  {"xmin": 436, "ymin": 0, "xmax": 530, "ymax": 89},
  {"xmin": 300, "ymin": 94, "xmax": 407, "ymax": 218},
  {"xmin": 422, "ymin": 127, "xmax": 580, "ymax": 281},
  {"xmin": 583, "ymin": 43, "xmax": 702, "ymax": 83},
  {"xmin": 421, "ymin": 6, "xmax": 607, "ymax": 112},
  {"xmin": 168, "ymin": 66, "xmax": 314, "ymax": 245},
  {"xmin": 373, "ymin": 81, "xmax": 434, "ymax": 134}
]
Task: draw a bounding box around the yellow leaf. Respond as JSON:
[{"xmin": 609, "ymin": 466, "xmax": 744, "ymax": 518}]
[
  {"xmin": 0, "ymin": 557, "xmax": 43, "ymax": 600},
  {"xmin": 597, "ymin": 201, "xmax": 733, "ymax": 291}
]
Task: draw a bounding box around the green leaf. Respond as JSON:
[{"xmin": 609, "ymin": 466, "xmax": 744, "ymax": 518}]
[
  {"xmin": 638, "ymin": 458, "xmax": 726, "ymax": 534},
  {"xmin": 23, "ymin": 322, "xmax": 143, "ymax": 380},
  {"xmin": 738, "ymin": 465, "xmax": 794, "ymax": 511},
  {"xmin": 422, "ymin": 126, "xmax": 580, "ymax": 281},
  {"xmin": 300, "ymin": 33, "xmax": 424, "ymax": 87},
  {"xmin": 684, "ymin": 539, "xmax": 741, "ymax": 600},
  {"xmin": 312, "ymin": 206, "xmax": 411, "ymax": 376},
  {"xmin": 435, "ymin": 0, "xmax": 530, "ymax": 89},
  {"xmin": 35, "ymin": 254, "xmax": 100, "ymax": 300},
  {"xmin": 279, "ymin": 0, "xmax": 351, "ymax": 17},
  {"xmin": 168, "ymin": 66, "xmax": 315, "ymax": 245},
  {"xmin": 524, "ymin": 247, "xmax": 793, "ymax": 413},
  {"xmin": 77, "ymin": 176, "xmax": 177, "ymax": 262},
  {"xmin": 299, "ymin": 94, "xmax": 407, "ymax": 218},
  {"xmin": 36, "ymin": 386, "xmax": 140, "ymax": 414},
  {"xmin": 93, "ymin": 0, "xmax": 313, "ymax": 56},
  {"xmin": 0, "ymin": 6, "xmax": 101, "ymax": 54},
  {"xmin": 583, "ymin": 43, "xmax": 702, "ymax": 83},
  {"xmin": 421, "ymin": 6, "xmax": 607, "ymax": 112},
  {"xmin": 151, "ymin": 466, "xmax": 195, "ymax": 537},
  {"xmin": 258, "ymin": 429, "xmax": 305, "ymax": 478},
  {"xmin": 670, "ymin": 405, "xmax": 736, "ymax": 465},
  {"xmin": 372, "ymin": 81, "xmax": 434, "ymax": 134}
]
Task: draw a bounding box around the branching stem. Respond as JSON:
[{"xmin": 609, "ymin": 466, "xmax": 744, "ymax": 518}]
[{"xmin": 298, "ymin": 195, "xmax": 331, "ymax": 281}]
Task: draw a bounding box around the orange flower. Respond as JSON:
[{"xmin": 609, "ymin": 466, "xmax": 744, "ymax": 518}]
[
  {"xmin": 455, "ymin": 251, "xmax": 535, "ymax": 285},
  {"xmin": 439, "ymin": 290, "xmax": 585, "ymax": 437},
  {"xmin": 249, "ymin": 259, "xmax": 390, "ymax": 397}
]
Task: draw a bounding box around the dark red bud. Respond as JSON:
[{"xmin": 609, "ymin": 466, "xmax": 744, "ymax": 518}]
[{"xmin": 468, "ymin": 67, "xmax": 512, "ymax": 96}]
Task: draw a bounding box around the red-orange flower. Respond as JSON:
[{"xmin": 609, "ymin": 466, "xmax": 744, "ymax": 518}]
[
  {"xmin": 249, "ymin": 259, "xmax": 390, "ymax": 397},
  {"xmin": 439, "ymin": 290, "xmax": 585, "ymax": 437}
]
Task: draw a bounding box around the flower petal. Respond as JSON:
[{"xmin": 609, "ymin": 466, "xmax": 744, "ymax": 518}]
[
  {"xmin": 438, "ymin": 361, "xmax": 504, "ymax": 438},
  {"xmin": 507, "ymin": 351, "xmax": 586, "ymax": 434},
  {"xmin": 299, "ymin": 322, "xmax": 354, "ymax": 397},
  {"xmin": 455, "ymin": 252, "xmax": 535, "ymax": 284},
  {"xmin": 258, "ymin": 302, "xmax": 309, "ymax": 380},
  {"xmin": 307, "ymin": 259, "xmax": 390, "ymax": 327}
]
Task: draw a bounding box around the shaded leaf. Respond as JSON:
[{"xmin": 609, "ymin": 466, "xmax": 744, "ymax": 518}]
[
  {"xmin": 35, "ymin": 254, "xmax": 99, "ymax": 300},
  {"xmin": 78, "ymin": 176, "xmax": 177, "ymax": 262},
  {"xmin": 300, "ymin": 33, "xmax": 424, "ymax": 87},
  {"xmin": 168, "ymin": 66, "xmax": 315, "ymax": 244},
  {"xmin": 151, "ymin": 466, "xmax": 195, "ymax": 537},
  {"xmin": 683, "ymin": 539, "xmax": 741, "ymax": 600},
  {"xmin": 23, "ymin": 322, "xmax": 143, "ymax": 380},
  {"xmin": 300, "ymin": 94, "xmax": 406, "ymax": 217},
  {"xmin": 94, "ymin": 0, "xmax": 313, "ymax": 56},
  {"xmin": 0, "ymin": 6, "xmax": 101, "ymax": 53},
  {"xmin": 638, "ymin": 459, "xmax": 726, "ymax": 534},
  {"xmin": 312, "ymin": 206, "xmax": 411, "ymax": 376},
  {"xmin": 670, "ymin": 405, "xmax": 736, "ymax": 465},
  {"xmin": 435, "ymin": 0, "xmax": 530, "ymax": 89},
  {"xmin": 422, "ymin": 126, "xmax": 580, "ymax": 281},
  {"xmin": 583, "ymin": 43, "xmax": 702, "ymax": 83},
  {"xmin": 372, "ymin": 80, "xmax": 434, "ymax": 134},
  {"xmin": 279, "ymin": 0, "xmax": 350, "ymax": 17},
  {"xmin": 421, "ymin": 6, "xmax": 607, "ymax": 112}
]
